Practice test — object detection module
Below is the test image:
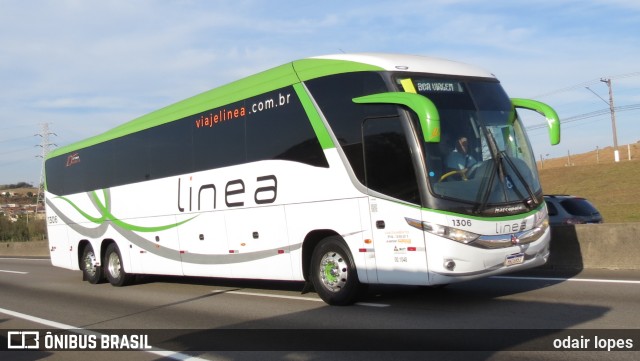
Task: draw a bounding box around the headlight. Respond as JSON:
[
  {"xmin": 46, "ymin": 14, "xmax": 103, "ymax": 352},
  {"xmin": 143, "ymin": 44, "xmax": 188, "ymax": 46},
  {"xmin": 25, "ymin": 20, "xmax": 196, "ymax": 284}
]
[
  {"xmin": 405, "ymin": 217, "xmax": 480, "ymax": 244},
  {"xmin": 534, "ymin": 206, "xmax": 549, "ymax": 228}
]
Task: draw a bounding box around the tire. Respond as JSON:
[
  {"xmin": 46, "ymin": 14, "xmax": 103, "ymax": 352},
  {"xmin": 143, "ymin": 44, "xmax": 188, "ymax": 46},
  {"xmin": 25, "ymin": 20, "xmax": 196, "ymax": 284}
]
[
  {"xmin": 310, "ymin": 236, "xmax": 361, "ymax": 306},
  {"xmin": 81, "ymin": 245, "xmax": 104, "ymax": 284},
  {"xmin": 104, "ymin": 243, "xmax": 134, "ymax": 287}
]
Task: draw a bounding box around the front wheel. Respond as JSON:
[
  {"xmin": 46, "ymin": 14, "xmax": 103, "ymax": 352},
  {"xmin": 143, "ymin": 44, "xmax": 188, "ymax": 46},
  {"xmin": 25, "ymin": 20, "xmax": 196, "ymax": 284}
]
[
  {"xmin": 310, "ymin": 236, "xmax": 361, "ymax": 306},
  {"xmin": 104, "ymin": 243, "xmax": 134, "ymax": 287}
]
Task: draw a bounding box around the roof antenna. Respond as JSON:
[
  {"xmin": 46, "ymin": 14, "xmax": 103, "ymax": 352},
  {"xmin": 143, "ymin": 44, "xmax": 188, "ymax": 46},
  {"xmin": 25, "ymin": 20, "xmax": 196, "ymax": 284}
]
[{"xmin": 338, "ymin": 48, "xmax": 346, "ymax": 54}]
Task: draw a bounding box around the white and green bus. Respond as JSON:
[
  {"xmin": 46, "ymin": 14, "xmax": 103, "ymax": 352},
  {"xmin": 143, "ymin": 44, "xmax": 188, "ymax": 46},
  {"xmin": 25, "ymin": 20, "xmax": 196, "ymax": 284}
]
[{"xmin": 45, "ymin": 53, "xmax": 560, "ymax": 305}]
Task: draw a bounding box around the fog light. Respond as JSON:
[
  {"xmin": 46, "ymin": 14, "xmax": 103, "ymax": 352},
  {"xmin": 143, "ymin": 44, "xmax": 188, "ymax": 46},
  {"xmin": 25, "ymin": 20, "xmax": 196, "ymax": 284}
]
[{"xmin": 444, "ymin": 259, "xmax": 456, "ymax": 271}]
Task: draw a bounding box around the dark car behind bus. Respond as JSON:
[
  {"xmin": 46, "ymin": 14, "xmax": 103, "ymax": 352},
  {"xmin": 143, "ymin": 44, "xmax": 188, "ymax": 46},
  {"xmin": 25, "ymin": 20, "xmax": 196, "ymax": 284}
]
[{"xmin": 544, "ymin": 195, "xmax": 603, "ymax": 226}]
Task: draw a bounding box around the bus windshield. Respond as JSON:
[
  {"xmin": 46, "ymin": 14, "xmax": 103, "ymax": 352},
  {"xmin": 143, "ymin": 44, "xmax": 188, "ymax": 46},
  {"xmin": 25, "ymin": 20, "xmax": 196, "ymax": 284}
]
[{"xmin": 406, "ymin": 78, "xmax": 541, "ymax": 211}]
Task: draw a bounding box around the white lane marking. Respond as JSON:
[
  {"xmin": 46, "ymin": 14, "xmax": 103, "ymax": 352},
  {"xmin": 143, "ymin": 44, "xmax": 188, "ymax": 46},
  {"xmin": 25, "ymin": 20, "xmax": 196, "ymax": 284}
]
[
  {"xmin": 0, "ymin": 307, "xmax": 75, "ymax": 330},
  {"xmin": 0, "ymin": 307, "xmax": 209, "ymax": 361},
  {"xmin": 211, "ymin": 290, "xmax": 391, "ymax": 307},
  {"xmin": 492, "ymin": 276, "xmax": 640, "ymax": 285},
  {"xmin": 0, "ymin": 269, "xmax": 28, "ymax": 274},
  {"xmin": 211, "ymin": 289, "xmax": 324, "ymax": 302}
]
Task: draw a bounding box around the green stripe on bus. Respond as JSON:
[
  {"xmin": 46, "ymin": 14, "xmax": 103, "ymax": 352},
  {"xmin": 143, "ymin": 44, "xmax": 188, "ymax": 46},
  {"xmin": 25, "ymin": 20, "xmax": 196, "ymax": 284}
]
[
  {"xmin": 47, "ymin": 58, "xmax": 381, "ymax": 160},
  {"xmin": 47, "ymin": 63, "xmax": 300, "ymax": 159},
  {"xmin": 293, "ymin": 83, "xmax": 334, "ymax": 149},
  {"xmin": 55, "ymin": 190, "xmax": 196, "ymax": 232},
  {"xmin": 292, "ymin": 58, "xmax": 383, "ymax": 81},
  {"xmin": 423, "ymin": 204, "xmax": 545, "ymax": 221}
]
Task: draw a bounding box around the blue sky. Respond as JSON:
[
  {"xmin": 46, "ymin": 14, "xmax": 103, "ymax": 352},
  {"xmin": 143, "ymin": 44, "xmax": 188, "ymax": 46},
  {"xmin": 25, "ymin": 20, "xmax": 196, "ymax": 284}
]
[{"xmin": 1, "ymin": 0, "xmax": 639, "ymax": 185}]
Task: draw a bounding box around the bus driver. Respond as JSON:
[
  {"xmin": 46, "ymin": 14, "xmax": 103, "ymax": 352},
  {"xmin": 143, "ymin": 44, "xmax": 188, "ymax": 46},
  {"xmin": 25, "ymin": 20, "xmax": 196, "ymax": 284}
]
[{"xmin": 446, "ymin": 136, "xmax": 477, "ymax": 171}]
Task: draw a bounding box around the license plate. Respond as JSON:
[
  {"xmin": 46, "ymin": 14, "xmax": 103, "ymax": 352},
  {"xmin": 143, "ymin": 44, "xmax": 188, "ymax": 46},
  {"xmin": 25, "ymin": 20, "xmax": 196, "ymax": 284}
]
[{"xmin": 505, "ymin": 253, "xmax": 525, "ymax": 266}]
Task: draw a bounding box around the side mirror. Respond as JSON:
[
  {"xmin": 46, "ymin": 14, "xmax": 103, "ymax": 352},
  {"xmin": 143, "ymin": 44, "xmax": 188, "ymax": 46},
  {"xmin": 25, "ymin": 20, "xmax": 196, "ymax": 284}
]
[
  {"xmin": 511, "ymin": 98, "xmax": 561, "ymax": 145},
  {"xmin": 353, "ymin": 92, "xmax": 441, "ymax": 142}
]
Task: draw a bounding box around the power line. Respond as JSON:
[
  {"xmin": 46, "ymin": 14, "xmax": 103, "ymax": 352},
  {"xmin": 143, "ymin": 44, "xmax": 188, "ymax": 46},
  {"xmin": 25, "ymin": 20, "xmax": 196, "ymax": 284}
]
[
  {"xmin": 0, "ymin": 147, "xmax": 35, "ymax": 156},
  {"xmin": 0, "ymin": 135, "xmax": 33, "ymax": 144},
  {"xmin": 525, "ymin": 103, "xmax": 640, "ymax": 131},
  {"xmin": 532, "ymin": 72, "xmax": 640, "ymax": 99}
]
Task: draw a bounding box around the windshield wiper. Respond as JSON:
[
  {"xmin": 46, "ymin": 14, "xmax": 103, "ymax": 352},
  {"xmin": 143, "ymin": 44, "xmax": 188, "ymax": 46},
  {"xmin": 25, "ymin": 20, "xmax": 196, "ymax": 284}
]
[
  {"xmin": 474, "ymin": 126, "xmax": 504, "ymax": 213},
  {"xmin": 498, "ymin": 150, "xmax": 539, "ymax": 208},
  {"xmin": 474, "ymin": 127, "xmax": 539, "ymax": 213}
]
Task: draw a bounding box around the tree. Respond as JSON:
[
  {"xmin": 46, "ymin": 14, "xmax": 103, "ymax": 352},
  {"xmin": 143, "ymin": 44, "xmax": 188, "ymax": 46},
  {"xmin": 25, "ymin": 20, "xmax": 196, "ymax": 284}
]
[{"xmin": 0, "ymin": 214, "xmax": 47, "ymax": 242}]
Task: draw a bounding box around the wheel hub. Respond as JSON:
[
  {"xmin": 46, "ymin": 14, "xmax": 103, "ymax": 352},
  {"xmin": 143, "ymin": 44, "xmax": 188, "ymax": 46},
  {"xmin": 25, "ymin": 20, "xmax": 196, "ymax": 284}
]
[
  {"xmin": 84, "ymin": 252, "xmax": 98, "ymax": 276},
  {"xmin": 319, "ymin": 252, "xmax": 348, "ymax": 292},
  {"xmin": 107, "ymin": 252, "xmax": 121, "ymax": 278}
]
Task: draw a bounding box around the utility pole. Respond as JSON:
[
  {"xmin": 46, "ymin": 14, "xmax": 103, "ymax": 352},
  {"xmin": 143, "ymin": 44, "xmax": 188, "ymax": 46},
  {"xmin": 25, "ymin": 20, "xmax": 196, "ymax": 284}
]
[
  {"xmin": 585, "ymin": 79, "xmax": 620, "ymax": 162},
  {"xmin": 35, "ymin": 123, "xmax": 57, "ymax": 214},
  {"xmin": 600, "ymin": 78, "xmax": 620, "ymax": 162},
  {"xmin": 539, "ymin": 153, "xmax": 549, "ymax": 169}
]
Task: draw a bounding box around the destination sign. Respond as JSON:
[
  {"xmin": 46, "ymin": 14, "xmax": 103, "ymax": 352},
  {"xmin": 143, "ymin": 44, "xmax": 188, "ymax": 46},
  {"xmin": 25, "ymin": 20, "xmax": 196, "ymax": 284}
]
[{"xmin": 415, "ymin": 80, "xmax": 464, "ymax": 93}]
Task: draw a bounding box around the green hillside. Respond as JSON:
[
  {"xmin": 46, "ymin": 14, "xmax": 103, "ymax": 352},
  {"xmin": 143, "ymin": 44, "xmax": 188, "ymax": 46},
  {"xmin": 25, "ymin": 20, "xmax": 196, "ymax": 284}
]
[{"xmin": 539, "ymin": 160, "xmax": 640, "ymax": 223}]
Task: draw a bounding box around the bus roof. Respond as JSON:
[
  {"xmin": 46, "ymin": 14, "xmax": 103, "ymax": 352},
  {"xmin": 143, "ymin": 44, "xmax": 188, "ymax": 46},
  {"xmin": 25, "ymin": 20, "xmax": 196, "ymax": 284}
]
[
  {"xmin": 309, "ymin": 53, "xmax": 495, "ymax": 78},
  {"xmin": 47, "ymin": 53, "xmax": 495, "ymax": 159}
]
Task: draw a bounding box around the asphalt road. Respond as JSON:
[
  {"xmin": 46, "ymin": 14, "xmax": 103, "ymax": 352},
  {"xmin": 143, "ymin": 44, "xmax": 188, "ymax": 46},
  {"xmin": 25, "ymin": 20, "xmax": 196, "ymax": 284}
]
[{"xmin": 0, "ymin": 257, "xmax": 638, "ymax": 361}]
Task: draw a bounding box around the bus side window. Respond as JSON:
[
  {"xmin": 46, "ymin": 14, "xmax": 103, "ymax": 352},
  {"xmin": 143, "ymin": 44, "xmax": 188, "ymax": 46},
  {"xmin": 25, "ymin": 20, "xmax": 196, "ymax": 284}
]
[
  {"xmin": 245, "ymin": 88, "xmax": 328, "ymax": 168},
  {"xmin": 304, "ymin": 71, "xmax": 391, "ymax": 184},
  {"xmin": 363, "ymin": 117, "xmax": 420, "ymax": 204}
]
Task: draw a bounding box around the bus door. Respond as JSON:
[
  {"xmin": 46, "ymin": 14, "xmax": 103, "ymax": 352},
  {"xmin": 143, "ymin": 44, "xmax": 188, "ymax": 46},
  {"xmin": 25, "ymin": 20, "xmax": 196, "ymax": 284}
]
[{"xmin": 363, "ymin": 116, "xmax": 429, "ymax": 285}]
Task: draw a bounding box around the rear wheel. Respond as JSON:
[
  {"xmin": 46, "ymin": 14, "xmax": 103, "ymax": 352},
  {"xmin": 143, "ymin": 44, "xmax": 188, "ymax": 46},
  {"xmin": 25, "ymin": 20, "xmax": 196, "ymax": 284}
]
[
  {"xmin": 310, "ymin": 236, "xmax": 361, "ymax": 306},
  {"xmin": 104, "ymin": 243, "xmax": 134, "ymax": 287},
  {"xmin": 81, "ymin": 245, "xmax": 104, "ymax": 284}
]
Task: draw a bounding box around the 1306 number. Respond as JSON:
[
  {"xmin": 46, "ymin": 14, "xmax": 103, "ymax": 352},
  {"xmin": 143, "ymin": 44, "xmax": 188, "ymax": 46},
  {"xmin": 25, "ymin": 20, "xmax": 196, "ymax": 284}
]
[{"xmin": 451, "ymin": 219, "xmax": 472, "ymax": 227}]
